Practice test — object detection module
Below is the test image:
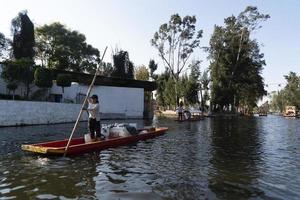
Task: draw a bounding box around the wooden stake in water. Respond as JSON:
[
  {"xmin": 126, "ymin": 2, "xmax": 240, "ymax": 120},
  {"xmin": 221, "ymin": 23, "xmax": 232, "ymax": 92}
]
[{"xmin": 64, "ymin": 46, "xmax": 108, "ymax": 156}]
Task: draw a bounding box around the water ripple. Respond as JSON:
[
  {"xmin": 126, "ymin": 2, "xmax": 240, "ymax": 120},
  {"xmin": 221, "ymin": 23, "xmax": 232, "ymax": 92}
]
[{"xmin": 0, "ymin": 117, "xmax": 299, "ymax": 199}]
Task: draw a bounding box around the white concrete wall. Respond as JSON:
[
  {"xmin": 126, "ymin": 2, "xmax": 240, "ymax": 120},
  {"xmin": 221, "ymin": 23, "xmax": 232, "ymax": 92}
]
[
  {"xmin": 96, "ymin": 86, "xmax": 144, "ymax": 118},
  {"xmin": 50, "ymin": 84, "xmax": 144, "ymax": 118},
  {"xmin": 0, "ymin": 85, "xmax": 144, "ymax": 126},
  {"xmin": 0, "ymin": 86, "xmax": 144, "ymax": 126},
  {"xmin": 0, "ymin": 100, "xmax": 86, "ymax": 126}
]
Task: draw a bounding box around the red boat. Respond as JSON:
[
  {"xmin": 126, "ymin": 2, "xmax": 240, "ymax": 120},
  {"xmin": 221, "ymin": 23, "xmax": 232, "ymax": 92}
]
[{"xmin": 21, "ymin": 127, "xmax": 168, "ymax": 156}]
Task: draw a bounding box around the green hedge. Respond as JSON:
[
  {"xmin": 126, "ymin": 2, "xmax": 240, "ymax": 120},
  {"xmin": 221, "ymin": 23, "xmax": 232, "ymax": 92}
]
[{"xmin": 0, "ymin": 93, "xmax": 22, "ymax": 100}]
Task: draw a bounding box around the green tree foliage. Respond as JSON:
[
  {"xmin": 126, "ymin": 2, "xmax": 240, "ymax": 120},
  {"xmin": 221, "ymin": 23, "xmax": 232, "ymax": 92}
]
[
  {"xmin": 6, "ymin": 82, "xmax": 18, "ymax": 92},
  {"xmin": 178, "ymin": 60, "xmax": 210, "ymax": 110},
  {"xmin": 185, "ymin": 80, "xmax": 199, "ymax": 106},
  {"xmin": 1, "ymin": 58, "xmax": 35, "ymax": 99},
  {"xmin": 56, "ymin": 74, "xmax": 72, "ymax": 93},
  {"xmin": 186, "ymin": 60, "xmax": 201, "ymax": 106},
  {"xmin": 1, "ymin": 61, "xmax": 19, "ymax": 83},
  {"xmin": 178, "ymin": 74, "xmax": 189, "ymax": 100},
  {"xmin": 155, "ymin": 70, "xmax": 200, "ymax": 109},
  {"xmin": 6, "ymin": 82, "xmax": 18, "ymax": 100},
  {"xmin": 35, "ymin": 22, "xmax": 100, "ymax": 73},
  {"xmin": 155, "ymin": 71, "xmax": 170, "ymax": 109},
  {"xmin": 5, "ymin": 11, "xmax": 35, "ymax": 99},
  {"xmin": 112, "ymin": 50, "xmax": 126, "ymax": 78},
  {"xmin": 0, "ymin": 32, "xmax": 9, "ymax": 60},
  {"xmin": 34, "ymin": 67, "xmax": 53, "ymax": 88},
  {"xmin": 148, "ymin": 59, "xmax": 158, "ymax": 80},
  {"xmin": 0, "ymin": 33, "xmax": 5, "ymax": 54},
  {"xmin": 270, "ymin": 72, "xmax": 300, "ymax": 112},
  {"xmin": 11, "ymin": 11, "xmax": 35, "ymax": 60},
  {"xmin": 283, "ymin": 72, "xmax": 300, "ymax": 107},
  {"xmin": 135, "ymin": 65, "xmax": 149, "ymax": 81},
  {"xmin": 163, "ymin": 78, "xmax": 176, "ymax": 108},
  {"xmin": 208, "ymin": 6, "xmax": 269, "ymax": 113},
  {"xmin": 100, "ymin": 62, "xmax": 114, "ymax": 77},
  {"xmin": 179, "ymin": 74, "xmax": 198, "ymax": 106},
  {"xmin": 127, "ymin": 61, "xmax": 134, "ymax": 79},
  {"xmin": 199, "ymin": 69, "xmax": 210, "ymax": 111},
  {"xmin": 111, "ymin": 50, "xmax": 134, "ymax": 79},
  {"xmin": 151, "ymin": 14, "xmax": 203, "ymax": 105}
]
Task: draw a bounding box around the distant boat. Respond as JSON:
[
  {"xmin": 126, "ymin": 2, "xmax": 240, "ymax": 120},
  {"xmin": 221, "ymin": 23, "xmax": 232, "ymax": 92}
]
[
  {"xmin": 283, "ymin": 106, "xmax": 298, "ymax": 118},
  {"xmin": 258, "ymin": 113, "xmax": 267, "ymax": 116},
  {"xmin": 174, "ymin": 110, "xmax": 204, "ymax": 122}
]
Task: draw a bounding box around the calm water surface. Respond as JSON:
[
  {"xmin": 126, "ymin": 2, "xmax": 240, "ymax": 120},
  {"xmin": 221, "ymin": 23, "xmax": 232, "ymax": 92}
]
[{"xmin": 0, "ymin": 116, "xmax": 299, "ymax": 199}]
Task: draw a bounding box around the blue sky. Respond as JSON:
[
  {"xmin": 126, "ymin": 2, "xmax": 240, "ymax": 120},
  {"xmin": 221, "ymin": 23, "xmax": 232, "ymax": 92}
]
[{"xmin": 1, "ymin": 0, "xmax": 299, "ymax": 94}]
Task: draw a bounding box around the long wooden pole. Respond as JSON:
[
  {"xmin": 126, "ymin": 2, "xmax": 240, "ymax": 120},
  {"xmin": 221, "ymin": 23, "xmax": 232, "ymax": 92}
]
[{"xmin": 64, "ymin": 46, "xmax": 108, "ymax": 156}]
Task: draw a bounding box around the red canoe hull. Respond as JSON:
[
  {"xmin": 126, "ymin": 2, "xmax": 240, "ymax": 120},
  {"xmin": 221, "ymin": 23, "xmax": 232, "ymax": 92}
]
[{"xmin": 22, "ymin": 127, "xmax": 168, "ymax": 156}]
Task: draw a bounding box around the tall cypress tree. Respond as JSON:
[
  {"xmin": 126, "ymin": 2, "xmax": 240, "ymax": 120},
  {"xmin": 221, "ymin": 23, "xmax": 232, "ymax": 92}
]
[
  {"xmin": 9, "ymin": 11, "xmax": 35, "ymax": 99},
  {"xmin": 112, "ymin": 50, "xmax": 134, "ymax": 79},
  {"xmin": 11, "ymin": 11, "xmax": 35, "ymax": 60}
]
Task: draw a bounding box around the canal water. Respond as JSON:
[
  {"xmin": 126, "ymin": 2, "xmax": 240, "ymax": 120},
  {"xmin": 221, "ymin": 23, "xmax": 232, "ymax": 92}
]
[{"xmin": 0, "ymin": 116, "xmax": 299, "ymax": 199}]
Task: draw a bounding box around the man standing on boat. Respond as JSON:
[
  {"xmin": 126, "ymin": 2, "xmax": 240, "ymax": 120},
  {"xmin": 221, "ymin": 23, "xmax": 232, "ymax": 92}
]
[
  {"xmin": 84, "ymin": 94, "xmax": 102, "ymax": 141},
  {"xmin": 177, "ymin": 101, "xmax": 184, "ymax": 121}
]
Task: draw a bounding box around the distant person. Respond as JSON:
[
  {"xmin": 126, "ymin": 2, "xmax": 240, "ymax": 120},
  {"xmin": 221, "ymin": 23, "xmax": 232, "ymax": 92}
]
[
  {"xmin": 177, "ymin": 101, "xmax": 184, "ymax": 121},
  {"xmin": 84, "ymin": 94, "xmax": 102, "ymax": 141}
]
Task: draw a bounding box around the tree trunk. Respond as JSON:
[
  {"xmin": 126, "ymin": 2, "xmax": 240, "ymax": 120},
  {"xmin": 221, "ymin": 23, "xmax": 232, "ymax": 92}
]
[
  {"xmin": 174, "ymin": 76, "xmax": 179, "ymax": 106},
  {"xmin": 175, "ymin": 83, "xmax": 178, "ymax": 107},
  {"xmin": 25, "ymin": 81, "xmax": 30, "ymax": 100},
  {"xmin": 199, "ymin": 87, "xmax": 204, "ymax": 114}
]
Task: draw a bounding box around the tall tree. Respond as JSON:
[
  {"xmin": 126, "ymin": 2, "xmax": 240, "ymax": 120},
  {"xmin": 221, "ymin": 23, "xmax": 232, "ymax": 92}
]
[
  {"xmin": 0, "ymin": 32, "xmax": 9, "ymax": 60},
  {"xmin": 35, "ymin": 22, "xmax": 100, "ymax": 73},
  {"xmin": 135, "ymin": 65, "xmax": 149, "ymax": 81},
  {"xmin": 100, "ymin": 62, "xmax": 114, "ymax": 77},
  {"xmin": 199, "ymin": 69, "xmax": 210, "ymax": 111},
  {"xmin": 185, "ymin": 60, "xmax": 201, "ymax": 106},
  {"xmin": 11, "ymin": 11, "xmax": 35, "ymax": 60},
  {"xmin": 5, "ymin": 11, "xmax": 36, "ymax": 99},
  {"xmin": 282, "ymin": 72, "xmax": 300, "ymax": 108},
  {"xmin": 208, "ymin": 6, "xmax": 269, "ymax": 113},
  {"xmin": 1, "ymin": 58, "xmax": 35, "ymax": 99},
  {"xmin": 56, "ymin": 74, "xmax": 72, "ymax": 93},
  {"xmin": 270, "ymin": 72, "xmax": 300, "ymax": 113},
  {"xmin": 112, "ymin": 50, "xmax": 127, "ymax": 78},
  {"xmin": 1, "ymin": 58, "xmax": 19, "ymax": 100},
  {"xmin": 111, "ymin": 50, "xmax": 134, "ymax": 79},
  {"xmin": 127, "ymin": 61, "xmax": 135, "ymax": 79},
  {"xmin": 155, "ymin": 70, "xmax": 170, "ymax": 109},
  {"xmin": 270, "ymin": 90, "xmax": 286, "ymax": 113},
  {"xmin": 163, "ymin": 78, "xmax": 176, "ymax": 108},
  {"xmin": 34, "ymin": 67, "xmax": 53, "ymax": 88},
  {"xmin": 148, "ymin": 59, "xmax": 158, "ymax": 80},
  {"xmin": 6, "ymin": 82, "xmax": 18, "ymax": 100},
  {"xmin": 151, "ymin": 14, "xmax": 203, "ymax": 105}
]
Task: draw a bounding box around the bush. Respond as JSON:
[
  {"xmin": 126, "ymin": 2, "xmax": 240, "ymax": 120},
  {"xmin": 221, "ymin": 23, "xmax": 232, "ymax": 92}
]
[
  {"xmin": 0, "ymin": 93, "xmax": 21, "ymax": 100},
  {"xmin": 34, "ymin": 68, "xmax": 53, "ymax": 88},
  {"xmin": 56, "ymin": 74, "xmax": 71, "ymax": 93},
  {"xmin": 30, "ymin": 89, "xmax": 48, "ymax": 101}
]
